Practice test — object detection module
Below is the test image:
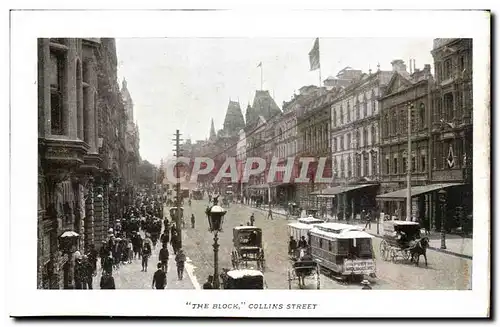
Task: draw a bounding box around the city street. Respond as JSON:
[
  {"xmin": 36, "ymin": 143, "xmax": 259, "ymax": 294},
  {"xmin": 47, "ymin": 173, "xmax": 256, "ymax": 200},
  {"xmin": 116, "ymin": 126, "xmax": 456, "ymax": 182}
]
[{"xmin": 179, "ymin": 200, "xmax": 472, "ymax": 290}]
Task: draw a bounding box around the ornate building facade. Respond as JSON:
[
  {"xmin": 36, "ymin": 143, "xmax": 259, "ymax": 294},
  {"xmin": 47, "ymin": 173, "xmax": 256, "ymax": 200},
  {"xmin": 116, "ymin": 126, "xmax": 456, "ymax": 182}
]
[{"xmin": 37, "ymin": 38, "xmax": 137, "ymax": 289}]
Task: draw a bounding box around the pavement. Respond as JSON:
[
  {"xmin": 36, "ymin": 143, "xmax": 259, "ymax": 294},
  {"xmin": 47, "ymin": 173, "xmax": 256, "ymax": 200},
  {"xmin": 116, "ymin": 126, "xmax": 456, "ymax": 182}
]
[
  {"xmin": 243, "ymin": 203, "xmax": 473, "ymax": 259},
  {"xmin": 91, "ymin": 235, "xmax": 197, "ymax": 290},
  {"xmin": 179, "ymin": 200, "xmax": 472, "ymax": 290}
]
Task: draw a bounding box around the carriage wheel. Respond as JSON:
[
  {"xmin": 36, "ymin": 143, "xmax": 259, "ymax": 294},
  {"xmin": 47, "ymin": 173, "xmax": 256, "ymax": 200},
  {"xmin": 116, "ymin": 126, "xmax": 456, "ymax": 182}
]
[
  {"xmin": 402, "ymin": 249, "xmax": 410, "ymax": 261},
  {"xmin": 379, "ymin": 240, "xmax": 388, "ymax": 261},
  {"xmin": 287, "ymin": 270, "xmax": 292, "ymax": 289}
]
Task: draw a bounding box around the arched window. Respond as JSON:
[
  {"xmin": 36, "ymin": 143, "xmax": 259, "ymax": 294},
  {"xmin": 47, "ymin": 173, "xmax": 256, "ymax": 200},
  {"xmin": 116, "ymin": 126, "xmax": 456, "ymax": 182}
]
[
  {"xmin": 347, "ymin": 101, "xmax": 351, "ymax": 122},
  {"xmin": 347, "ymin": 155, "xmax": 352, "ymax": 178},
  {"xmin": 363, "ymin": 152, "xmax": 369, "ymax": 177},
  {"xmin": 419, "ymin": 103, "xmax": 426, "ymax": 128},
  {"xmin": 391, "ymin": 110, "xmax": 397, "ymax": 135},
  {"xmin": 363, "ymin": 94, "xmax": 368, "ymax": 117},
  {"xmin": 340, "ymin": 156, "xmax": 345, "ymax": 177}
]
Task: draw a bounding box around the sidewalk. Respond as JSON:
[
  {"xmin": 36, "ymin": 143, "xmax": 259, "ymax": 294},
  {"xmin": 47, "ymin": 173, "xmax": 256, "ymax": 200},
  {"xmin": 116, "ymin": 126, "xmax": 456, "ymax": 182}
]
[{"xmin": 351, "ymin": 222, "xmax": 473, "ymax": 260}]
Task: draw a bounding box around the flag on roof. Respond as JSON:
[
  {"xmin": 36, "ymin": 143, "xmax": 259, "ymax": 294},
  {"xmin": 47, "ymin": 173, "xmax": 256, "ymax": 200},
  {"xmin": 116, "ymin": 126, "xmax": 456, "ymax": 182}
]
[{"xmin": 309, "ymin": 38, "xmax": 320, "ymax": 71}]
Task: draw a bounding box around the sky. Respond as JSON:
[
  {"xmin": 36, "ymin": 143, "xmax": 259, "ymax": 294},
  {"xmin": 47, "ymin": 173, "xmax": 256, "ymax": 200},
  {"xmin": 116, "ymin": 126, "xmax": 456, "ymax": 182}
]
[{"xmin": 116, "ymin": 37, "xmax": 435, "ymax": 165}]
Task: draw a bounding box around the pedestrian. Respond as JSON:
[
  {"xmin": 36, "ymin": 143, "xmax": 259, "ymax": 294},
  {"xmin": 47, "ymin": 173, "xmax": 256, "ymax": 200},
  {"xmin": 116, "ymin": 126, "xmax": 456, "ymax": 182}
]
[
  {"xmin": 100, "ymin": 271, "xmax": 116, "ymax": 289},
  {"xmin": 267, "ymin": 207, "xmax": 273, "ymax": 220},
  {"xmin": 99, "ymin": 240, "xmax": 108, "ymax": 269},
  {"xmin": 87, "ymin": 244, "xmax": 98, "ymax": 276},
  {"xmin": 175, "ymin": 249, "xmax": 186, "ymax": 280},
  {"xmin": 364, "ymin": 210, "xmax": 372, "ymax": 230},
  {"xmin": 250, "ymin": 213, "xmax": 255, "ymax": 226},
  {"xmin": 288, "ymin": 236, "xmax": 297, "ymax": 255},
  {"xmin": 127, "ymin": 238, "xmax": 133, "ymax": 264},
  {"xmin": 82, "ymin": 255, "xmax": 94, "ymax": 289},
  {"xmin": 73, "ymin": 253, "xmax": 84, "ymax": 289},
  {"xmin": 152, "ymin": 262, "xmax": 167, "ymax": 290},
  {"xmin": 160, "ymin": 229, "xmax": 170, "ymax": 248},
  {"xmin": 102, "ymin": 254, "xmax": 113, "ymax": 275},
  {"xmin": 142, "ymin": 240, "xmax": 152, "ymax": 272},
  {"xmin": 191, "ymin": 214, "xmax": 195, "ymax": 229},
  {"xmin": 203, "ymin": 275, "xmax": 214, "ymax": 289},
  {"xmin": 159, "ymin": 243, "xmax": 169, "ymax": 272},
  {"xmin": 361, "ymin": 280, "xmax": 372, "ymax": 290}
]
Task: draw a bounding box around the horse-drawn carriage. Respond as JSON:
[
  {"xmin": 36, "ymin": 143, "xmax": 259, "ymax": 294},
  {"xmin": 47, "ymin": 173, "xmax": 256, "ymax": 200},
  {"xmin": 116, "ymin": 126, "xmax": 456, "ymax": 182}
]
[
  {"xmin": 379, "ymin": 221, "xmax": 429, "ymax": 266},
  {"xmin": 231, "ymin": 226, "xmax": 265, "ymax": 271},
  {"xmin": 288, "ymin": 216, "xmax": 325, "ymax": 259},
  {"xmin": 287, "ymin": 251, "xmax": 320, "ymax": 289},
  {"xmin": 220, "ymin": 268, "xmax": 265, "ymax": 289}
]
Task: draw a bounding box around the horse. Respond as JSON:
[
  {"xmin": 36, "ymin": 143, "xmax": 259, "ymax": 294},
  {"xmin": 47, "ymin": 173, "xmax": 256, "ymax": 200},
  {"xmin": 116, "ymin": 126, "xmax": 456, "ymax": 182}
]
[{"xmin": 409, "ymin": 237, "xmax": 430, "ymax": 267}]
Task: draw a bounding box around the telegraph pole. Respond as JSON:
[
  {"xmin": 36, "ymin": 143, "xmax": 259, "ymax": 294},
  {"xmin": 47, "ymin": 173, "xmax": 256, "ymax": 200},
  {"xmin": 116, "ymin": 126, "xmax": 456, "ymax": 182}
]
[{"xmin": 173, "ymin": 129, "xmax": 183, "ymax": 248}]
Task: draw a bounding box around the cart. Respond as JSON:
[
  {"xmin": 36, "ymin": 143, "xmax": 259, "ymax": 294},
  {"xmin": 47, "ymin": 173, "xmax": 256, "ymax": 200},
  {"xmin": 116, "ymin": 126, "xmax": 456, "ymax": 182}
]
[
  {"xmin": 379, "ymin": 221, "xmax": 421, "ymax": 263},
  {"xmin": 287, "ymin": 255, "xmax": 320, "ymax": 289},
  {"xmin": 231, "ymin": 226, "xmax": 265, "ymax": 271}
]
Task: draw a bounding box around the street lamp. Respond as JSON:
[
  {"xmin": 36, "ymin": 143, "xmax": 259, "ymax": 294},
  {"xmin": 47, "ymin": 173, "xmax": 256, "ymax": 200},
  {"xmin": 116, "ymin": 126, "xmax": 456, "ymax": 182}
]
[
  {"xmin": 438, "ymin": 189, "xmax": 447, "ymax": 249},
  {"xmin": 205, "ymin": 196, "xmax": 227, "ymax": 289}
]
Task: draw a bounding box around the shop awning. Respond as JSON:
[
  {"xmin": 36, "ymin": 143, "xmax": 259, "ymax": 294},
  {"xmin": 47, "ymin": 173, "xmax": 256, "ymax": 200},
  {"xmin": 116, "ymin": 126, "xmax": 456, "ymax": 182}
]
[
  {"xmin": 376, "ymin": 183, "xmax": 463, "ymax": 201},
  {"xmin": 312, "ymin": 184, "xmax": 376, "ymax": 196},
  {"xmin": 247, "ymin": 184, "xmax": 270, "ymax": 190}
]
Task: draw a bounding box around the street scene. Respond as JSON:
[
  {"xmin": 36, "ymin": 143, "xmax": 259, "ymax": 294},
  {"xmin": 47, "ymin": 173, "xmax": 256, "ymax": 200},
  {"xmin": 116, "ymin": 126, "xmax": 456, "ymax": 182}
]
[{"xmin": 37, "ymin": 37, "xmax": 473, "ymax": 290}]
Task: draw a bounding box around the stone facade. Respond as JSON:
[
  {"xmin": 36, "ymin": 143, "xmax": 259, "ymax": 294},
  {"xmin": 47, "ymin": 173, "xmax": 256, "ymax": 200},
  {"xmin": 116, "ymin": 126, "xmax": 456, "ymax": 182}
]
[{"xmin": 37, "ymin": 38, "xmax": 137, "ymax": 289}]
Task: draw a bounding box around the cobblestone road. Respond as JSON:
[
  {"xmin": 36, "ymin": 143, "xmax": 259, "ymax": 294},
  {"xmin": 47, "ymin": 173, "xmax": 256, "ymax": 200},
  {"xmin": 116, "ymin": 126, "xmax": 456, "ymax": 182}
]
[{"xmin": 179, "ymin": 200, "xmax": 471, "ymax": 290}]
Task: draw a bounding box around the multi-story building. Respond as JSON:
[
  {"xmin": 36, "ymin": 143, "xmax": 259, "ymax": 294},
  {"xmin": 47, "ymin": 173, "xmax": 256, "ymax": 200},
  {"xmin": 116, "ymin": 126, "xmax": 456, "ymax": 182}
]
[
  {"xmin": 37, "ymin": 38, "xmax": 134, "ymax": 289},
  {"xmin": 377, "ymin": 60, "xmax": 434, "ymax": 223},
  {"xmin": 295, "ymin": 85, "xmax": 336, "ymax": 209},
  {"xmin": 430, "ymin": 38, "xmax": 473, "ymax": 230},
  {"xmin": 329, "ymin": 66, "xmax": 393, "ymax": 219}
]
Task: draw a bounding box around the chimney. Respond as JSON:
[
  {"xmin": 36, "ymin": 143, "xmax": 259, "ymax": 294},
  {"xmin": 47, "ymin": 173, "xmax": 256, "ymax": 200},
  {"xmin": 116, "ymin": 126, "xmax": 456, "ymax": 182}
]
[{"xmin": 391, "ymin": 59, "xmax": 407, "ymax": 73}]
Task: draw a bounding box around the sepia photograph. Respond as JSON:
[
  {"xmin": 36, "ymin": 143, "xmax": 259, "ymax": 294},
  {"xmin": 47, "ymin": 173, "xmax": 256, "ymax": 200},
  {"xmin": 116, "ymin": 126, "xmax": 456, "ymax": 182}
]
[{"xmin": 9, "ymin": 8, "xmax": 490, "ymax": 318}]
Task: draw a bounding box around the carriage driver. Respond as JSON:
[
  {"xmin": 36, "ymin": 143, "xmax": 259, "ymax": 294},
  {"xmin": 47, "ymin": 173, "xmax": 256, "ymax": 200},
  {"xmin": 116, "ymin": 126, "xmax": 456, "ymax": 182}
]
[{"xmin": 288, "ymin": 236, "xmax": 297, "ymax": 255}]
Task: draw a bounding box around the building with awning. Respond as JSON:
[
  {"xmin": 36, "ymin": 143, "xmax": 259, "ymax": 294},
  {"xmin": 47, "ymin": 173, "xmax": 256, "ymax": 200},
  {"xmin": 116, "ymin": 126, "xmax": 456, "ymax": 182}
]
[{"xmin": 377, "ymin": 183, "xmax": 463, "ymax": 201}]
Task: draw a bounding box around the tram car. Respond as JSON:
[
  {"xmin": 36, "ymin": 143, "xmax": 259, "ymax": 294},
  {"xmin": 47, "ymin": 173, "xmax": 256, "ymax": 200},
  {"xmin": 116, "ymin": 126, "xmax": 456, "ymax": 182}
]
[
  {"xmin": 288, "ymin": 216, "xmax": 325, "ymax": 242},
  {"xmin": 309, "ymin": 223, "xmax": 375, "ymax": 282}
]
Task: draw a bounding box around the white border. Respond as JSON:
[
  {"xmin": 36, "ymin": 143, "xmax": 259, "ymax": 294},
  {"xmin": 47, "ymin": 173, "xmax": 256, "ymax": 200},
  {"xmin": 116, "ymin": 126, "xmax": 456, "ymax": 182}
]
[{"xmin": 8, "ymin": 9, "xmax": 490, "ymax": 318}]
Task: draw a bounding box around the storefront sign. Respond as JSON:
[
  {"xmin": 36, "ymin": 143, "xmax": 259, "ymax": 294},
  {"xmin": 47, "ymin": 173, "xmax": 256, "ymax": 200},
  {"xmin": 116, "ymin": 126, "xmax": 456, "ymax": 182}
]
[{"xmin": 344, "ymin": 259, "xmax": 375, "ymax": 274}]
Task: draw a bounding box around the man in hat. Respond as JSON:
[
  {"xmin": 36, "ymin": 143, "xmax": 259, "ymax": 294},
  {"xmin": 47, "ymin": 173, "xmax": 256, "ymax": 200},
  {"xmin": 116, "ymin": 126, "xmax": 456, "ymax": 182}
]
[
  {"xmin": 361, "ymin": 280, "xmax": 372, "ymax": 290},
  {"xmin": 175, "ymin": 249, "xmax": 186, "ymax": 280},
  {"xmin": 191, "ymin": 214, "xmax": 196, "ymax": 229},
  {"xmin": 250, "ymin": 213, "xmax": 255, "ymax": 226},
  {"xmin": 100, "ymin": 270, "xmax": 116, "ymax": 289}
]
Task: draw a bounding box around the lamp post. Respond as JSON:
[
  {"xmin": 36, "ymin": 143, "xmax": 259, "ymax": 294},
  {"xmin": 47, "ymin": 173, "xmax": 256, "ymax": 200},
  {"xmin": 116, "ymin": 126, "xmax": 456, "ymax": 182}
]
[
  {"xmin": 438, "ymin": 189, "xmax": 447, "ymax": 249},
  {"xmin": 206, "ymin": 196, "xmax": 226, "ymax": 289}
]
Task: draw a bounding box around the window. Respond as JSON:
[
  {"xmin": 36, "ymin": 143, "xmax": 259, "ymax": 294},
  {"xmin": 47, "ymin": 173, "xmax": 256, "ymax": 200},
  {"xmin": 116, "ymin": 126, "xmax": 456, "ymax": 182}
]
[
  {"xmin": 400, "ymin": 109, "xmax": 406, "ymax": 134},
  {"xmin": 363, "ymin": 94, "xmax": 368, "ymax": 117},
  {"xmin": 76, "ymin": 60, "xmax": 83, "ymax": 139},
  {"xmin": 372, "ymin": 151, "xmax": 378, "ymax": 176},
  {"xmin": 444, "ymin": 59, "xmax": 452, "ymax": 80},
  {"xmin": 371, "ymin": 90, "xmax": 377, "ymax": 114},
  {"xmin": 459, "ymin": 55, "xmax": 465, "ymax": 72},
  {"xmin": 346, "ymin": 102, "xmax": 350, "ymax": 122},
  {"xmin": 356, "ymin": 99, "xmax": 360, "ymax": 120},
  {"xmin": 347, "ymin": 155, "xmax": 352, "ymax": 178},
  {"xmin": 391, "ymin": 110, "xmax": 397, "ymax": 135},
  {"xmin": 402, "ymin": 152, "xmax": 407, "ymax": 174},
  {"xmin": 49, "ymin": 51, "xmax": 65, "ymax": 135},
  {"xmin": 363, "ymin": 127, "xmax": 369, "ymax": 147},
  {"xmin": 340, "ymin": 105, "xmax": 344, "ymax": 125},
  {"xmin": 383, "ymin": 114, "xmax": 389, "ymax": 138},
  {"xmin": 412, "ymin": 152, "xmax": 417, "ymax": 172},
  {"xmin": 328, "ymin": 241, "xmax": 332, "ymax": 252},
  {"xmin": 333, "ymin": 137, "xmax": 337, "ymax": 152},
  {"xmin": 385, "ymin": 155, "xmax": 390, "ymax": 174},
  {"xmin": 340, "ymin": 157, "xmax": 345, "ymax": 177},
  {"xmin": 443, "ymin": 93, "xmax": 454, "ymax": 121},
  {"xmin": 410, "ymin": 107, "xmax": 416, "ymax": 132},
  {"xmin": 393, "ymin": 156, "xmax": 398, "ymax": 174},
  {"xmin": 347, "ymin": 133, "xmax": 351, "ymax": 150},
  {"xmin": 356, "ymin": 154, "xmax": 361, "ymax": 177},
  {"xmin": 371, "ymin": 125, "xmax": 377, "ymax": 145},
  {"xmin": 333, "ymin": 108, "xmax": 337, "ymax": 127},
  {"xmin": 356, "ymin": 130, "xmax": 360, "ymax": 149},
  {"xmin": 419, "ymin": 103, "xmax": 426, "ymax": 129},
  {"xmin": 363, "ymin": 152, "xmax": 369, "ymax": 177}
]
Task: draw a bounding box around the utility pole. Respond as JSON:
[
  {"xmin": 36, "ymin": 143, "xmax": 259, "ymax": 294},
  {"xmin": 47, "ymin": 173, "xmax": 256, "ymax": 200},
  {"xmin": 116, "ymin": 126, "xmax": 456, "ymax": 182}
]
[
  {"xmin": 173, "ymin": 129, "xmax": 183, "ymax": 249},
  {"xmin": 407, "ymin": 103, "xmax": 413, "ymax": 221}
]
